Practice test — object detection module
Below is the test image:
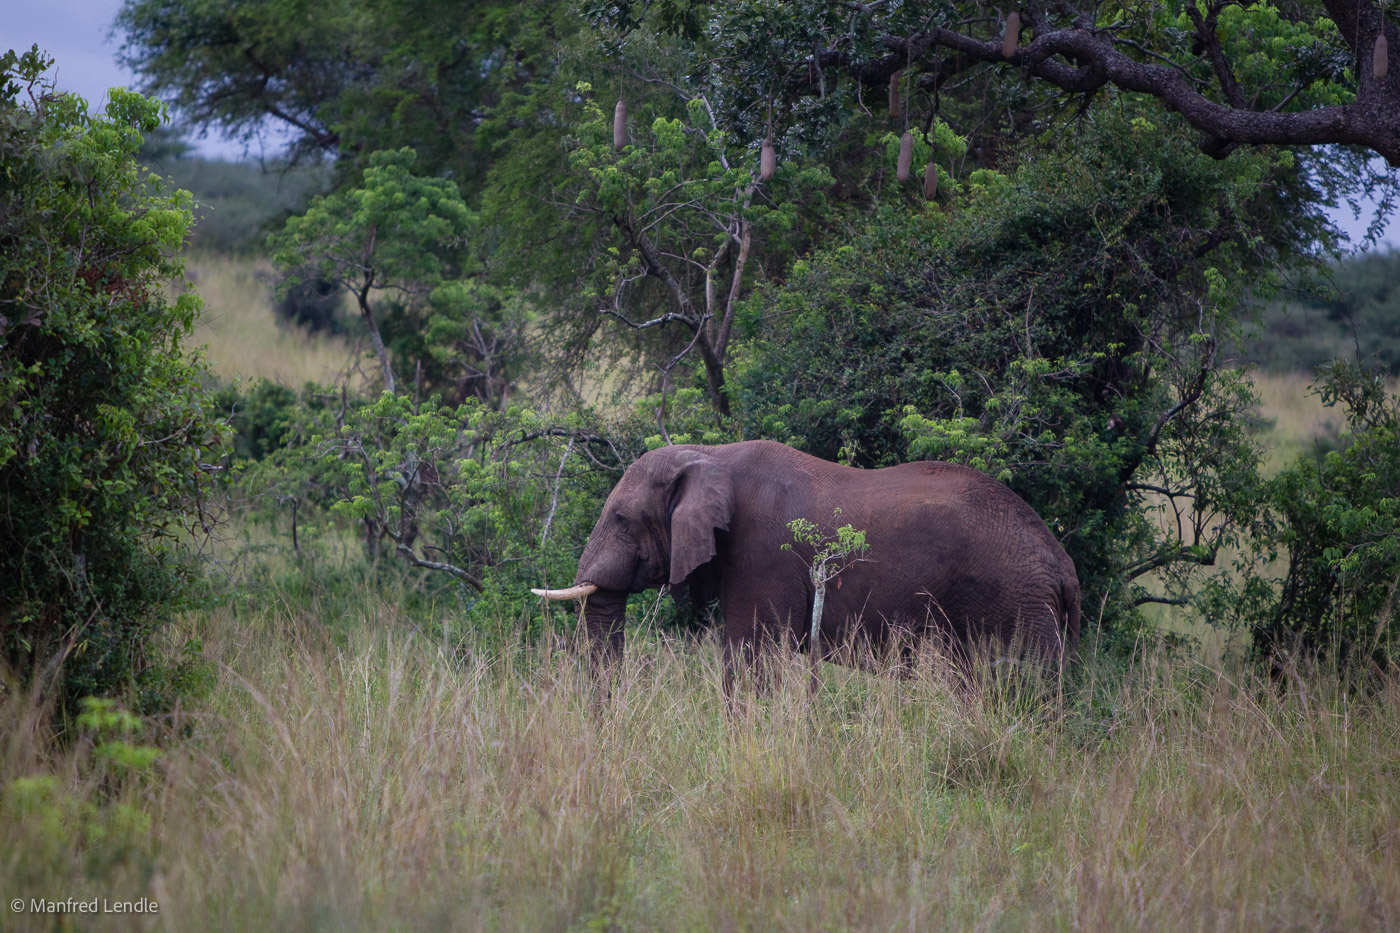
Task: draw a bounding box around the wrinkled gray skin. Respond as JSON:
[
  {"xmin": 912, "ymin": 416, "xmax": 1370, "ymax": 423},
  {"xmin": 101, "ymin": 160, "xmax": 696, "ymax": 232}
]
[{"xmin": 570, "ymin": 440, "xmax": 1080, "ymax": 685}]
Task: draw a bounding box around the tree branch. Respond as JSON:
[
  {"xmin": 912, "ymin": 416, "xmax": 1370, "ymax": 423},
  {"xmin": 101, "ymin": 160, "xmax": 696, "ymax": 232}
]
[
  {"xmin": 1135, "ymin": 594, "xmax": 1190, "ymax": 607},
  {"xmin": 1187, "ymin": 2, "xmax": 1247, "ymax": 110},
  {"xmin": 1127, "ymin": 548, "xmax": 1217, "ymax": 581},
  {"xmin": 814, "ymin": 3, "xmax": 1400, "ymax": 165},
  {"xmin": 394, "ymin": 545, "xmax": 484, "ymax": 591}
]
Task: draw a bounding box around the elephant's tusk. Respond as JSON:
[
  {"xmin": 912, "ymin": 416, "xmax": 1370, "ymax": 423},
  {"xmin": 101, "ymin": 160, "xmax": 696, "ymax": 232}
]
[{"xmin": 530, "ymin": 583, "xmax": 599, "ymax": 601}]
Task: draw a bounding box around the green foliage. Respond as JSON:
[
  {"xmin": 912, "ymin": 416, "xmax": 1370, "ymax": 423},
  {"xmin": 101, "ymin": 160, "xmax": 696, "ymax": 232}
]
[
  {"xmin": 631, "ymin": 387, "xmax": 741, "ymax": 450},
  {"xmin": 784, "ymin": 512, "xmax": 869, "ymax": 576},
  {"xmin": 1249, "ymin": 361, "xmax": 1400, "ymax": 661},
  {"xmin": 0, "ymin": 48, "xmax": 228, "ymax": 710},
  {"xmin": 879, "ymin": 123, "xmax": 967, "ymax": 198},
  {"xmin": 76, "ymin": 697, "xmax": 161, "ymax": 773},
  {"xmin": 735, "ymin": 109, "xmax": 1303, "ymax": 634},
  {"xmin": 271, "ymin": 148, "xmax": 474, "ymax": 293},
  {"xmin": 1158, "ymin": 3, "xmax": 1354, "ymax": 110},
  {"xmin": 784, "ymin": 510, "xmax": 868, "ymax": 648},
  {"xmin": 642, "ymin": 0, "xmax": 1359, "ymax": 147},
  {"xmin": 3, "ymin": 698, "xmax": 158, "ymax": 889},
  {"xmin": 303, "ymin": 392, "xmax": 619, "ymax": 638},
  {"xmin": 116, "ymin": 0, "xmax": 580, "ymax": 189},
  {"xmin": 482, "ymin": 48, "xmax": 834, "ymax": 413}
]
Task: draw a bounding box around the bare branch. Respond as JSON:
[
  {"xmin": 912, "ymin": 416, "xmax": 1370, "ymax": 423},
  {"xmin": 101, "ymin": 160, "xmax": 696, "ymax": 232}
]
[
  {"xmin": 1135, "ymin": 594, "xmax": 1190, "ymax": 607},
  {"xmin": 394, "ymin": 545, "xmax": 485, "ymax": 591}
]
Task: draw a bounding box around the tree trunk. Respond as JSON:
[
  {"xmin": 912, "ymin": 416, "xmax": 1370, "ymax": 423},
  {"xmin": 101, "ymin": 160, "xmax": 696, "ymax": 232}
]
[
  {"xmin": 357, "ymin": 284, "xmax": 397, "ymax": 395},
  {"xmin": 696, "ymin": 337, "xmax": 731, "ymax": 417}
]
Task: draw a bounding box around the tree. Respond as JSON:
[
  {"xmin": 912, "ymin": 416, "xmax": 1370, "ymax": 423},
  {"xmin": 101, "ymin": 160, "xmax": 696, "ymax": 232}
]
[
  {"xmin": 1249, "ymin": 360, "xmax": 1400, "ymax": 662},
  {"xmin": 115, "ymin": 0, "xmax": 578, "ymax": 186},
  {"xmin": 0, "ymin": 48, "xmax": 228, "ymax": 709},
  {"xmin": 483, "ymin": 43, "xmax": 834, "ymax": 420},
  {"xmin": 783, "ymin": 511, "xmax": 868, "ymax": 664},
  {"xmin": 267, "ymin": 148, "xmax": 478, "ymax": 398},
  {"xmin": 604, "ymin": 1, "xmax": 1400, "ymax": 166},
  {"xmin": 311, "ymin": 394, "xmax": 619, "ymax": 608},
  {"xmin": 556, "ymin": 83, "xmax": 829, "ymax": 415}
]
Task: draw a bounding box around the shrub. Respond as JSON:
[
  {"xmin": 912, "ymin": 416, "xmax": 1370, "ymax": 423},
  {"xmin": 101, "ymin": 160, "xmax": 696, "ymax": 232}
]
[
  {"xmin": 1251, "ymin": 361, "xmax": 1400, "ymax": 662},
  {"xmin": 0, "ymin": 48, "xmax": 227, "ymax": 711}
]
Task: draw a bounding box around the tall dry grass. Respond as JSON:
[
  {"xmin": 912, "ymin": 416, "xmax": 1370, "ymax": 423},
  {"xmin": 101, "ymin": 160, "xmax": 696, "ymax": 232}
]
[
  {"xmin": 4, "ymin": 602, "xmax": 1398, "ymax": 931},
  {"xmin": 1251, "ymin": 371, "xmax": 1341, "ymax": 472},
  {"xmin": 182, "ymin": 253, "xmax": 365, "ymax": 387}
]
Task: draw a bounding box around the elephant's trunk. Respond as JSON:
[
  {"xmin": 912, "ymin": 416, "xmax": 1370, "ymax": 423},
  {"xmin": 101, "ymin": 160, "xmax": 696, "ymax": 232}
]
[
  {"xmin": 530, "ymin": 583, "xmax": 599, "ymax": 600},
  {"xmin": 580, "ymin": 588, "xmax": 628, "ymax": 676}
]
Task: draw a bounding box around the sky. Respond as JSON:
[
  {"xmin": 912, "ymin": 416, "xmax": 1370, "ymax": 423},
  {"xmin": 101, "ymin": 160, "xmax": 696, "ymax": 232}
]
[{"xmin": 5, "ymin": 0, "xmax": 1397, "ymax": 249}]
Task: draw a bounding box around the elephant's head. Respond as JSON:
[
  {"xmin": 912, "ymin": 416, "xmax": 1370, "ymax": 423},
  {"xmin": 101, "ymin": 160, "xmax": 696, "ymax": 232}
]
[{"xmin": 533, "ymin": 446, "xmax": 734, "ymax": 652}]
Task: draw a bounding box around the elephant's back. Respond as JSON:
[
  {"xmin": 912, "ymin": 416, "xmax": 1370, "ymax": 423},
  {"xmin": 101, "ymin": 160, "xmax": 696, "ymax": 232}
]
[
  {"xmin": 864, "ymin": 461, "xmax": 1074, "ymax": 588},
  {"xmin": 869, "ymin": 461, "xmax": 1046, "ymax": 525}
]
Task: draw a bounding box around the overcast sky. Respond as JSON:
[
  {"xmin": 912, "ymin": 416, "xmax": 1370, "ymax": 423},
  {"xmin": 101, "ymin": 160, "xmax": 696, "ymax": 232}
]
[{"xmin": 6, "ymin": 1, "xmax": 1396, "ymax": 249}]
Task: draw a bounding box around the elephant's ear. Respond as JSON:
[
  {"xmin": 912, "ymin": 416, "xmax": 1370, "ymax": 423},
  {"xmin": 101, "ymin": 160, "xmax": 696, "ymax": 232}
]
[{"xmin": 667, "ymin": 451, "xmax": 734, "ymax": 586}]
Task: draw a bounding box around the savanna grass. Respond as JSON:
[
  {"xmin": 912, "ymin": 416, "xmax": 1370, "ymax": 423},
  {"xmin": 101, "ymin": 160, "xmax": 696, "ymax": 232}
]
[
  {"xmin": 4, "ymin": 600, "xmax": 1398, "ymax": 931},
  {"xmin": 181, "ymin": 252, "xmax": 363, "ymax": 387}
]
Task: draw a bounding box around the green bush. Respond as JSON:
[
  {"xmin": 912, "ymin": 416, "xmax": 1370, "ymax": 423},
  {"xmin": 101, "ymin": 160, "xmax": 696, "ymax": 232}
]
[
  {"xmin": 212, "ymin": 370, "xmax": 746, "ymax": 643},
  {"xmin": 1251, "ymin": 361, "xmax": 1400, "ymax": 662},
  {"xmin": 0, "ymin": 48, "xmax": 228, "ymax": 711}
]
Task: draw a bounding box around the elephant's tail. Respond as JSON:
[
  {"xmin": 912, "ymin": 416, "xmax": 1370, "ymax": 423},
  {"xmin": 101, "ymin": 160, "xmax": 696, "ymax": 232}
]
[{"xmin": 1060, "ymin": 576, "xmax": 1082, "ymax": 655}]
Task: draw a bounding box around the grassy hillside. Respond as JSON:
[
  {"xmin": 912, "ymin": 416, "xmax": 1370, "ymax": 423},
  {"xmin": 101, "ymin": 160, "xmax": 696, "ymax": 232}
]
[{"xmin": 1251, "ymin": 371, "xmax": 1337, "ymax": 472}]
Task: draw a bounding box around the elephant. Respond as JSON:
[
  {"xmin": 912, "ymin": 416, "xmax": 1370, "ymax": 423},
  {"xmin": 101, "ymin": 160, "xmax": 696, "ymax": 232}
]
[{"xmin": 533, "ymin": 440, "xmax": 1080, "ymax": 685}]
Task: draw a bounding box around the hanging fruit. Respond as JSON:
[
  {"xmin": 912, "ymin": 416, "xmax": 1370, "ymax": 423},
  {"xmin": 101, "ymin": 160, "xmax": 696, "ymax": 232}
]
[
  {"xmin": 1004, "ymin": 12, "xmax": 1021, "ymax": 59},
  {"xmin": 613, "ymin": 98, "xmax": 627, "ymax": 150},
  {"xmin": 1377, "ymin": 32, "xmax": 1389, "ymax": 81},
  {"xmin": 923, "ymin": 160, "xmax": 939, "ymax": 200},
  {"xmin": 760, "ymin": 137, "xmax": 777, "ymax": 181},
  {"xmin": 897, "ymin": 131, "xmax": 914, "ymax": 181},
  {"xmin": 889, "ymin": 70, "xmax": 901, "ymax": 117}
]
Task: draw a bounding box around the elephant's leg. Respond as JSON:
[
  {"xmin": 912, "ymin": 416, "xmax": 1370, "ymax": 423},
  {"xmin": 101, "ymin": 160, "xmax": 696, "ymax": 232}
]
[
  {"xmin": 721, "ymin": 634, "xmax": 754, "ymax": 712},
  {"xmin": 720, "ymin": 585, "xmax": 806, "ymax": 702}
]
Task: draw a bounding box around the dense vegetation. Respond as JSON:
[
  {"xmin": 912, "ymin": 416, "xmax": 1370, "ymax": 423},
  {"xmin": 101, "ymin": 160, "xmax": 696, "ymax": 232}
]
[
  {"xmin": 0, "ymin": 48, "xmax": 226, "ymax": 713},
  {"xmin": 2, "ymin": 0, "xmax": 1400, "ymax": 921}
]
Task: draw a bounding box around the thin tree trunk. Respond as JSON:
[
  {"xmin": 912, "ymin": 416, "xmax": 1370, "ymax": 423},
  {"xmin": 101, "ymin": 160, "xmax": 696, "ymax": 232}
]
[
  {"xmin": 357, "ymin": 282, "xmax": 397, "ymax": 395},
  {"xmin": 696, "ymin": 337, "xmax": 731, "ymax": 417}
]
